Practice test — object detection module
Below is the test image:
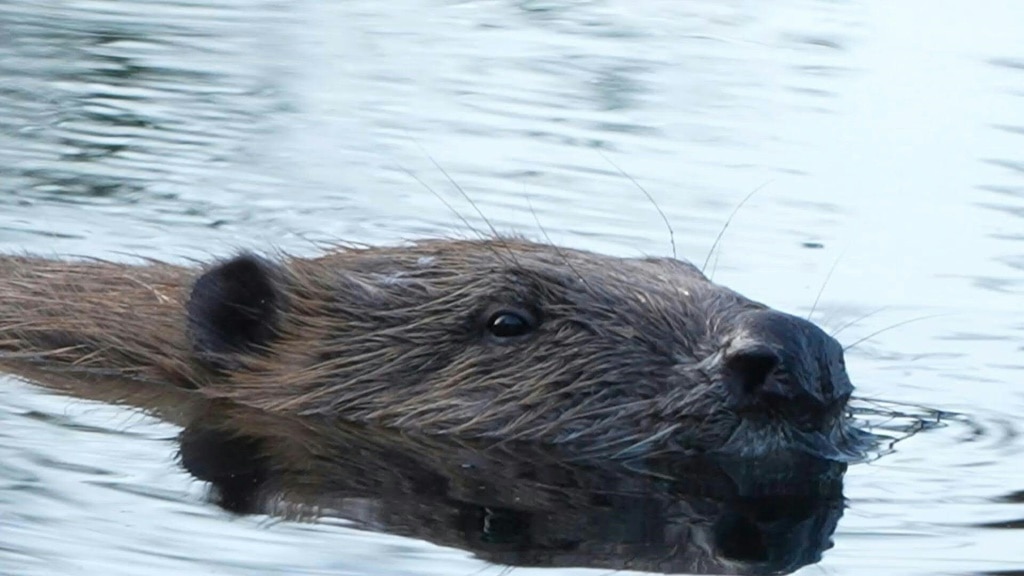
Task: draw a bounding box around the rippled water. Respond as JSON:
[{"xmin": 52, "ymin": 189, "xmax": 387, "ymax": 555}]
[{"xmin": 0, "ymin": 1, "xmax": 1022, "ymax": 575}]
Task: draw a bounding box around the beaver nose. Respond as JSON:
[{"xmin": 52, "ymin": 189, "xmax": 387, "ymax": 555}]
[{"xmin": 721, "ymin": 311, "xmax": 841, "ymax": 414}]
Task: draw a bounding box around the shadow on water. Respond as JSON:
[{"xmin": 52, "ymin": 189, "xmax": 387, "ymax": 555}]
[
  {"xmin": 181, "ymin": 406, "xmax": 848, "ymax": 575},
  {"xmin": 5, "ymin": 364, "xmax": 858, "ymax": 576}
]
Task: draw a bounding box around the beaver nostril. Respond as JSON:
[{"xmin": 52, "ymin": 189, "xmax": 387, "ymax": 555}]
[{"xmin": 724, "ymin": 345, "xmax": 781, "ymax": 398}]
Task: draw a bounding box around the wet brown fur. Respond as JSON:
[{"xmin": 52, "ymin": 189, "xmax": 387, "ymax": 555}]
[{"xmin": 0, "ymin": 238, "xmax": 853, "ymax": 458}]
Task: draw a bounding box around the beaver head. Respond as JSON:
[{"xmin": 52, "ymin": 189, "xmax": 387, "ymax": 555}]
[{"xmin": 185, "ymin": 238, "xmax": 857, "ymax": 460}]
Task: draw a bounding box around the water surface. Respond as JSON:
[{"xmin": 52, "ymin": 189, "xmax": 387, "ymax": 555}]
[{"xmin": 1, "ymin": 1, "xmax": 1023, "ymax": 574}]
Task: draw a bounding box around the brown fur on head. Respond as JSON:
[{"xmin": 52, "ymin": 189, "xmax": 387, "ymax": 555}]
[
  {"xmin": 181, "ymin": 238, "xmax": 857, "ymax": 459},
  {"xmin": 0, "ymin": 238, "xmax": 857, "ymax": 459}
]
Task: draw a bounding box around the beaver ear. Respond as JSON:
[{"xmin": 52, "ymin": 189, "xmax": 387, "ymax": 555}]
[{"xmin": 187, "ymin": 254, "xmax": 286, "ymax": 370}]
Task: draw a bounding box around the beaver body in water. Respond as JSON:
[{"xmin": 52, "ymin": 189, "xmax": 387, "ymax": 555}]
[{"xmin": 0, "ymin": 238, "xmax": 858, "ymax": 459}]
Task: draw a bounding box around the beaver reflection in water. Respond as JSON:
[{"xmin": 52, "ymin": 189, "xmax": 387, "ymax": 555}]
[{"xmin": 0, "ymin": 238, "xmax": 858, "ymax": 459}]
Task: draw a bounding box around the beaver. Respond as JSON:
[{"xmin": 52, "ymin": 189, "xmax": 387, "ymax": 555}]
[{"xmin": 0, "ymin": 237, "xmax": 859, "ymax": 459}]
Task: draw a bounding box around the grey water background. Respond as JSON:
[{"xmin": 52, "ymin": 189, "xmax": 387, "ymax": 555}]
[{"xmin": 0, "ymin": 0, "xmax": 1021, "ymax": 574}]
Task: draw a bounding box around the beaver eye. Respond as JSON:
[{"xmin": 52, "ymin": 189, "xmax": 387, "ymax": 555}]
[{"xmin": 486, "ymin": 310, "xmax": 537, "ymax": 339}]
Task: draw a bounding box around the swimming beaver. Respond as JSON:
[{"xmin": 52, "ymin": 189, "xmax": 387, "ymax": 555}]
[{"xmin": 0, "ymin": 238, "xmax": 857, "ymax": 459}]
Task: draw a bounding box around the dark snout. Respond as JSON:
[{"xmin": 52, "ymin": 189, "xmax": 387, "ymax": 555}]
[{"xmin": 721, "ymin": 310, "xmax": 852, "ymax": 427}]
